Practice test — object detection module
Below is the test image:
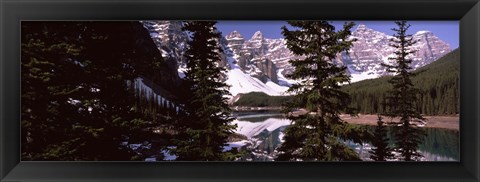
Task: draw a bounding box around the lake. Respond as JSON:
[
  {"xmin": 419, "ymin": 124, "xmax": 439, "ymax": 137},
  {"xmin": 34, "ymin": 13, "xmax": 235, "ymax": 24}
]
[{"xmin": 231, "ymin": 111, "xmax": 460, "ymax": 161}]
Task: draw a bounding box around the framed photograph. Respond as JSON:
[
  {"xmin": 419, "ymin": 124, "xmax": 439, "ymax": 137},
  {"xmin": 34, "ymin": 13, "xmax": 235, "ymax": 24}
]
[{"xmin": 1, "ymin": 0, "xmax": 479, "ymax": 181}]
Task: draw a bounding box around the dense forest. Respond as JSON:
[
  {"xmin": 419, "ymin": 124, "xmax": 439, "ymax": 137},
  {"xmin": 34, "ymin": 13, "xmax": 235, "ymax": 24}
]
[
  {"xmin": 342, "ymin": 48, "xmax": 459, "ymax": 115},
  {"xmin": 232, "ymin": 92, "xmax": 293, "ymax": 107},
  {"xmin": 21, "ymin": 21, "xmax": 175, "ymax": 160}
]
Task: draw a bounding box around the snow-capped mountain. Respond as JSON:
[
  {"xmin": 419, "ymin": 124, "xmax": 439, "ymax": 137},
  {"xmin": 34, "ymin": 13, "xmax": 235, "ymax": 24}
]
[
  {"xmin": 224, "ymin": 24, "xmax": 451, "ymax": 83},
  {"xmin": 225, "ymin": 53, "xmax": 289, "ymax": 97},
  {"xmin": 141, "ymin": 21, "xmax": 452, "ymax": 97},
  {"xmin": 224, "ymin": 30, "xmax": 296, "ymax": 80},
  {"xmin": 142, "ymin": 21, "xmax": 288, "ymax": 97},
  {"xmin": 225, "ymin": 31, "xmax": 281, "ymax": 84},
  {"xmin": 344, "ymin": 24, "xmax": 451, "ymax": 82}
]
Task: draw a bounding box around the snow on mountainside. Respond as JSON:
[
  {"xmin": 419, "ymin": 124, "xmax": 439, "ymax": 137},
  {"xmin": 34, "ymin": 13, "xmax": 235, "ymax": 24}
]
[
  {"xmin": 345, "ymin": 24, "xmax": 451, "ymax": 76},
  {"xmin": 141, "ymin": 21, "xmax": 289, "ymax": 97},
  {"xmin": 225, "ymin": 53, "xmax": 289, "ymax": 97},
  {"xmin": 225, "ymin": 31, "xmax": 280, "ymax": 84},
  {"xmin": 141, "ymin": 21, "xmax": 452, "ymax": 97},
  {"xmin": 224, "ymin": 24, "xmax": 451, "ymax": 83}
]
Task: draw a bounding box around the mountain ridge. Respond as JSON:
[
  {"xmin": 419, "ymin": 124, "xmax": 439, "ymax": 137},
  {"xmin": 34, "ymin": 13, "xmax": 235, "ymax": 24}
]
[{"xmin": 141, "ymin": 21, "xmax": 452, "ymax": 97}]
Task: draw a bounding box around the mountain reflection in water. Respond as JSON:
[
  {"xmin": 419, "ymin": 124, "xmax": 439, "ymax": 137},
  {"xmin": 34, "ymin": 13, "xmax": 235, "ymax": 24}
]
[{"xmin": 233, "ymin": 112, "xmax": 459, "ymax": 161}]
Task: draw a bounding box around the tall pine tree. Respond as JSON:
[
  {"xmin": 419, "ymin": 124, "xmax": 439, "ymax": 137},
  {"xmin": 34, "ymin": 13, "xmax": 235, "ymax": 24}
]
[
  {"xmin": 172, "ymin": 21, "xmax": 236, "ymax": 161},
  {"xmin": 276, "ymin": 21, "xmax": 365, "ymax": 161},
  {"xmin": 369, "ymin": 115, "xmax": 394, "ymax": 161},
  {"xmin": 21, "ymin": 22, "xmax": 161, "ymax": 160},
  {"xmin": 382, "ymin": 21, "xmax": 426, "ymax": 161}
]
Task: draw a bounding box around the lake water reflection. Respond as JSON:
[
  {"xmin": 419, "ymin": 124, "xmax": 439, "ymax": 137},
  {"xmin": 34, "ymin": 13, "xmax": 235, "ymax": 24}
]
[{"xmin": 233, "ymin": 112, "xmax": 459, "ymax": 161}]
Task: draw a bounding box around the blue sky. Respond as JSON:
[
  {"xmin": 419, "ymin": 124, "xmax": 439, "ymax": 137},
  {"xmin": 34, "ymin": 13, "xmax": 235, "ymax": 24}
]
[{"xmin": 217, "ymin": 21, "xmax": 459, "ymax": 49}]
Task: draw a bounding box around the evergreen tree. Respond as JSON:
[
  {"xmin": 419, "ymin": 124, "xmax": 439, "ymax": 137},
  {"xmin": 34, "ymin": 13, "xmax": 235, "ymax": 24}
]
[
  {"xmin": 276, "ymin": 21, "xmax": 366, "ymax": 161},
  {"xmin": 382, "ymin": 21, "xmax": 426, "ymax": 161},
  {"xmin": 369, "ymin": 115, "xmax": 394, "ymax": 161},
  {"xmin": 173, "ymin": 21, "xmax": 236, "ymax": 161},
  {"xmin": 21, "ymin": 22, "xmax": 87, "ymax": 160},
  {"xmin": 21, "ymin": 22, "xmax": 160, "ymax": 160}
]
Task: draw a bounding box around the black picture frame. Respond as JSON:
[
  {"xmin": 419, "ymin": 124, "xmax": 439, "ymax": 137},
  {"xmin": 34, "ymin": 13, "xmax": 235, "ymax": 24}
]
[{"xmin": 1, "ymin": 0, "xmax": 479, "ymax": 181}]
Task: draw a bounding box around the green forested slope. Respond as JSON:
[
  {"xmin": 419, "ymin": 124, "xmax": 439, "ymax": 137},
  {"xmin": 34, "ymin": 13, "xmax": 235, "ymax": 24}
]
[
  {"xmin": 342, "ymin": 49, "xmax": 460, "ymax": 115},
  {"xmin": 232, "ymin": 92, "xmax": 293, "ymax": 107}
]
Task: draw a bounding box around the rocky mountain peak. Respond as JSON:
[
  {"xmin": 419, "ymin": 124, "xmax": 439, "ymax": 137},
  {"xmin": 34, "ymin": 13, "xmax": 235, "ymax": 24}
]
[
  {"xmin": 226, "ymin": 30, "xmax": 244, "ymax": 40},
  {"xmin": 142, "ymin": 21, "xmax": 229, "ymax": 79},
  {"xmin": 250, "ymin": 31, "xmax": 264, "ymax": 41},
  {"xmin": 224, "ymin": 30, "xmax": 281, "ymax": 84},
  {"xmin": 144, "ymin": 21, "xmax": 453, "ymax": 90},
  {"xmin": 410, "ymin": 30, "xmax": 451, "ymax": 68},
  {"xmin": 356, "ymin": 24, "xmax": 368, "ymax": 31},
  {"xmin": 344, "ymin": 25, "xmax": 451, "ymax": 81},
  {"xmin": 353, "ymin": 24, "xmax": 380, "ymax": 34},
  {"xmin": 244, "ymin": 31, "xmax": 269, "ymax": 56},
  {"xmin": 352, "ymin": 24, "xmax": 390, "ymax": 39},
  {"xmin": 225, "ymin": 31, "xmax": 246, "ymax": 55},
  {"xmin": 414, "ymin": 30, "xmax": 433, "ymax": 36}
]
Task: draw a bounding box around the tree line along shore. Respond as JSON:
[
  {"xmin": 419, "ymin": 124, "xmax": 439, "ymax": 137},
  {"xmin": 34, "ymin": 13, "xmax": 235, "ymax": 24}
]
[{"xmin": 231, "ymin": 107, "xmax": 459, "ymax": 130}]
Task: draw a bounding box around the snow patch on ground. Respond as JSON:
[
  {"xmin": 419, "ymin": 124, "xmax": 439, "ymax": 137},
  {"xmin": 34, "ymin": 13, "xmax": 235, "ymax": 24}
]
[
  {"xmin": 161, "ymin": 148, "xmax": 177, "ymax": 161},
  {"xmin": 223, "ymin": 140, "xmax": 251, "ymax": 152},
  {"xmin": 144, "ymin": 157, "xmax": 156, "ymax": 162},
  {"xmin": 278, "ymin": 132, "xmax": 285, "ymax": 143},
  {"xmin": 177, "ymin": 67, "xmax": 187, "ymax": 79}
]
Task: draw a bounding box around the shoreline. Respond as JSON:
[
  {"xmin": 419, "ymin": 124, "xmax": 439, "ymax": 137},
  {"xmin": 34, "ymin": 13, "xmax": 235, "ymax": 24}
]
[
  {"xmin": 340, "ymin": 114, "xmax": 459, "ymax": 130},
  {"xmin": 233, "ymin": 108, "xmax": 459, "ymax": 130},
  {"xmin": 289, "ymin": 109, "xmax": 458, "ymax": 130},
  {"xmin": 231, "ymin": 106, "xmax": 282, "ymax": 112}
]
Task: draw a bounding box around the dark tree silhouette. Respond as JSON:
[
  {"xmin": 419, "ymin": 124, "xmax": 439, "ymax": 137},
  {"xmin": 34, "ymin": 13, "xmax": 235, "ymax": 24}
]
[
  {"xmin": 172, "ymin": 21, "xmax": 237, "ymax": 161},
  {"xmin": 21, "ymin": 22, "xmax": 163, "ymax": 160},
  {"xmin": 369, "ymin": 115, "xmax": 394, "ymax": 161},
  {"xmin": 382, "ymin": 21, "xmax": 426, "ymax": 161},
  {"xmin": 276, "ymin": 21, "xmax": 367, "ymax": 161}
]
